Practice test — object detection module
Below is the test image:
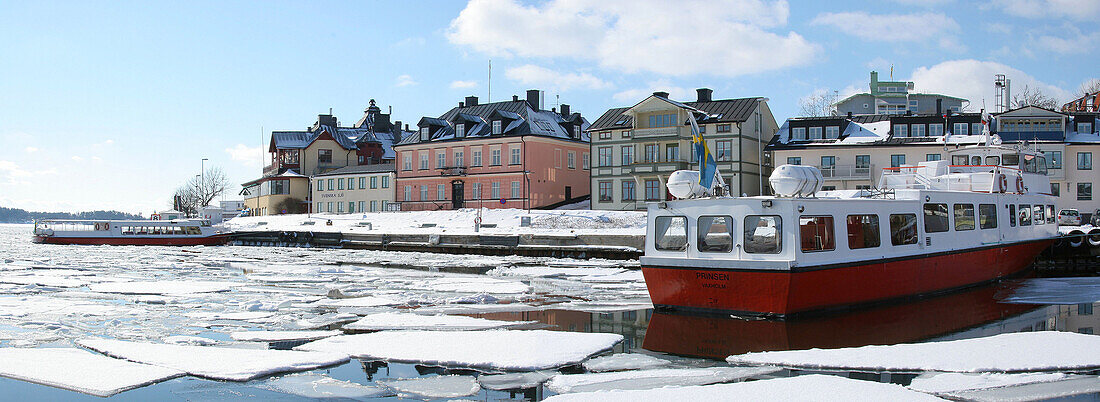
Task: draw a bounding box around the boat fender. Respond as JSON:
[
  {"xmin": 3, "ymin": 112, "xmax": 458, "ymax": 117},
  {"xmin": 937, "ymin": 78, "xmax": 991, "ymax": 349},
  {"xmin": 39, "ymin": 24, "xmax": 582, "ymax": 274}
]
[
  {"xmin": 1016, "ymin": 175, "xmax": 1025, "ymax": 194},
  {"xmin": 998, "ymin": 174, "xmax": 1008, "ymax": 193},
  {"xmin": 1068, "ymin": 230, "xmax": 1085, "ymax": 248},
  {"xmin": 1088, "ymin": 229, "xmax": 1100, "ymax": 247}
]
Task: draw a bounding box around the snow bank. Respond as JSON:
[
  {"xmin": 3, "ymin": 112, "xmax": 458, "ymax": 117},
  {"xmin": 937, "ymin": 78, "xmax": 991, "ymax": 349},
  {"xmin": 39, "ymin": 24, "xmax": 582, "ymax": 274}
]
[
  {"xmin": 78, "ymin": 339, "xmax": 349, "ymax": 381},
  {"xmin": 546, "ymin": 367, "xmax": 779, "ymax": 394},
  {"xmin": 379, "ymin": 375, "xmax": 481, "ymax": 399},
  {"xmin": 727, "ymin": 332, "xmax": 1100, "ymax": 372},
  {"xmin": 230, "ymin": 330, "xmax": 342, "ymax": 342},
  {"xmin": 582, "ymin": 353, "xmax": 671, "ymax": 372},
  {"xmin": 344, "ymin": 312, "xmax": 534, "ymax": 331},
  {"xmin": 0, "ymin": 348, "xmax": 183, "ymax": 397},
  {"xmin": 542, "ymin": 374, "xmax": 945, "ymax": 401},
  {"xmin": 297, "ymin": 330, "xmax": 622, "ymax": 371}
]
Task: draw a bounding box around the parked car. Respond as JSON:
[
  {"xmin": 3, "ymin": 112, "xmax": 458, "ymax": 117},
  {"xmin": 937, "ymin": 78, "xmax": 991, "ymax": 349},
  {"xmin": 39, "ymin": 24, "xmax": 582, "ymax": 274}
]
[
  {"xmin": 1092, "ymin": 209, "xmax": 1100, "ymax": 226},
  {"xmin": 1058, "ymin": 209, "xmax": 1081, "ymax": 226}
]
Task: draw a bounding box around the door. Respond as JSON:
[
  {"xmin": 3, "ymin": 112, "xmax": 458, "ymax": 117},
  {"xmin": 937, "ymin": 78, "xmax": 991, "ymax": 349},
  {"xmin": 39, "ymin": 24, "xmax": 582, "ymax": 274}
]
[
  {"xmin": 565, "ymin": 186, "xmax": 572, "ymax": 201},
  {"xmin": 452, "ymin": 181, "xmax": 465, "ymax": 209}
]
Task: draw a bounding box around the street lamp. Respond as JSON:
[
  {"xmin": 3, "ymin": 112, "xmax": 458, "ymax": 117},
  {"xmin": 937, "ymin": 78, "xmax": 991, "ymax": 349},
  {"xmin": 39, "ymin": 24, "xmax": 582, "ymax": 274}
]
[{"xmin": 200, "ymin": 158, "xmax": 208, "ymax": 208}]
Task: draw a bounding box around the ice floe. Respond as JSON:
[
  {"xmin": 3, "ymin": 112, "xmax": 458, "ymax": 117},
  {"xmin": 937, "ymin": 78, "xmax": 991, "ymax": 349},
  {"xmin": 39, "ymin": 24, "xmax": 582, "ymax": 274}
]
[
  {"xmin": 297, "ymin": 330, "xmax": 622, "ymax": 371},
  {"xmin": 344, "ymin": 312, "xmax": 535, "ymax": 331},
  {"xmin": 314, "ymin": 295, "xmax": 401, "ymax": 308},
  {"xmin": 938, "ymin": 376, "xmax": 1100, "ymax": 401},
  {"xmin": 908, "ymin": 372, "xmax": 1068, "ymax": 393},
  {"xmin": 230, "ymin": 330, "xmax": 342, "ymax": 342},
  {"xmin": 582, "ymin": 353, "xmax": 671, "ymax": 372},
  {"xmin": 0, "ymin": 348, "xmax": 183, "ymax": 397},
  {"xmin": 727, "ymin": 332, "xmax": 1100, "ymax": 372},
  {"xmin": 542, "ymin": 374, "xmax": 945, "ymax": 401},
  {"xmin": 477, "ymin": 371, "xmax": 554, "ymax": 390},
  {"xmin": 163, "ymin": 335, "xmax": 219, "ymax": 346},
  {"xmin": 1001, "ymin": 277, "xmax": 1100, "ymax": 304},
  {"xmin": 88, "ymin": 280, "xmax": 239, "ymax": 295},
  {"xmin": 184, "ymin": 311, "xmax": 275, "ymax": 321},
  {"xmin": 546, "ymin": 367, "xmax": 780, "ymax": 393},
  {"xmin": 408, "ymin": 276, "xmax": 531, "ymax": 294},
  {"xmin": 263, "ymin": 373, "xmax": 392, "ymax": 399},
  {"xmin": 379, "ymin": 375, "xmax": 481, "ymax": 399},
  {"xmin": 77, "ymin": 338, "xmax": 349, "ymax": 381}
]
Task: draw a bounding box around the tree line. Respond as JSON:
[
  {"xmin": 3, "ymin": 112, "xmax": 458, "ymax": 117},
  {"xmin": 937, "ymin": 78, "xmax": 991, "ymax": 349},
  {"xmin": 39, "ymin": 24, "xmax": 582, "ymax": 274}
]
[{"xmin": 0, "ymin": 206, "xmax": 144, "ymax": 223}]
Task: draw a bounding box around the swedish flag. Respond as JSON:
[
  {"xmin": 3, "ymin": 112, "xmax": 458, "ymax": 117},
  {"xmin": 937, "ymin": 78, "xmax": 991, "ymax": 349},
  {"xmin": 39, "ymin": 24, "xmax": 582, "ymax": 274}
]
[{"xmin": 687, "ymin": 112, "xmax": 717, "ymax": 188}]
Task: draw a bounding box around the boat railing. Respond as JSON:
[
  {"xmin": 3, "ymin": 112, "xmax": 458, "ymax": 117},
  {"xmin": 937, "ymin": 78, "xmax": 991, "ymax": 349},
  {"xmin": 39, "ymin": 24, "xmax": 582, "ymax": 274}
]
[{"xmin": 880, "ymin": 165, "xmax": 1021, "ymax": 193}]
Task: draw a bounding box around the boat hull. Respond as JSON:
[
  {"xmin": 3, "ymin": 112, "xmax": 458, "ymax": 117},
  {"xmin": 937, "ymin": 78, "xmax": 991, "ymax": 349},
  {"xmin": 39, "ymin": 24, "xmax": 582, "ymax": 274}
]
[
  {"xmin": 641, "ymin": 239, "xmax": 1053, "ymax": 317},
  {"xmin": 33, "ymin": 234, "xmax": 230, "ymax": 246}
]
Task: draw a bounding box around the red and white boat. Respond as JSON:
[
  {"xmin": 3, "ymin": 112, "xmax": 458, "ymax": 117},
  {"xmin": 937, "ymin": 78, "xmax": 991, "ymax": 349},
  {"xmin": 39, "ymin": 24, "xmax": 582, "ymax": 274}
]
[
  {"xmin": 33, "ymin": 219, "xmax": 231, "ymax": 246},
  {"xmin": 642, "ymin": 144, "xmax": 1058, "ymax": 318}
]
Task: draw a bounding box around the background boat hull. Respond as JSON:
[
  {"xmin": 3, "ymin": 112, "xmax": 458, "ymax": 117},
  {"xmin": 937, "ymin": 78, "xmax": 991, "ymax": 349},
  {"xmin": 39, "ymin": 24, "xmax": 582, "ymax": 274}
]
[{"xmin": 33, "ymin": 235, "xmax": 230, "ymax": 246}]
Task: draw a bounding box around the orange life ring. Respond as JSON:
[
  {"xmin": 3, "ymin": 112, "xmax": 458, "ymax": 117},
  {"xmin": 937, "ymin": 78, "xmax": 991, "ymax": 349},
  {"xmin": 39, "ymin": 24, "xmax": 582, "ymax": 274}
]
[
  {"xmin": 1015, "ymin": 175, "xmax": 1025, "ymax": 194},
  {"xmin": 998, "ymin": 174, "xmax": 1007, "ymax": 193},
  {"xmin": 151, "ymin": 214, "xmax": 161, "ymax": 221}
]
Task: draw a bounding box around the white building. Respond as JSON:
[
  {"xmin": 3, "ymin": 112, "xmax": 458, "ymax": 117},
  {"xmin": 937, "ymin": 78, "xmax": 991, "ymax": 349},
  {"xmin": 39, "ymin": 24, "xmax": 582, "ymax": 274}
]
[{"xmin": 310, "ymin": 163, "xmax": 396, "ymax": 213}]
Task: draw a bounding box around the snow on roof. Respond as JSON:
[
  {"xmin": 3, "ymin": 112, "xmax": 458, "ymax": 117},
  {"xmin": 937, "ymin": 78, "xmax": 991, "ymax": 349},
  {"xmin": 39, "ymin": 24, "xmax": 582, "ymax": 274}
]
[{"xmin": 398, "ymin": 101, "xmax": 590, "ymax": 146}]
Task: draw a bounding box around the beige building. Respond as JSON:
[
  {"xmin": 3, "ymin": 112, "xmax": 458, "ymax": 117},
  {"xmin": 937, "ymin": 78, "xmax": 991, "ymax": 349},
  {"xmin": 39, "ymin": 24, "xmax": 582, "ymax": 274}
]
[
  {"xmin": 311, "ymin": 164, "xmax": 396, "ymax": 213},
  {"xmin": 588, "ymin": 89, "xmax": 778, "ymax": 210},
  {"xmin": 768, "ymin": 107, "xmax": 1100, "ymax": 222}
]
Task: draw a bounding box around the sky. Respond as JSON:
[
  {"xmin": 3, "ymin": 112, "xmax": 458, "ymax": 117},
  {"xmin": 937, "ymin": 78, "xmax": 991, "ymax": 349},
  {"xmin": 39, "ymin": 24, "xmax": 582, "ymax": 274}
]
[{"xmin": 1, "ymin": 0, "xmax": 1097, "ymax": 214}]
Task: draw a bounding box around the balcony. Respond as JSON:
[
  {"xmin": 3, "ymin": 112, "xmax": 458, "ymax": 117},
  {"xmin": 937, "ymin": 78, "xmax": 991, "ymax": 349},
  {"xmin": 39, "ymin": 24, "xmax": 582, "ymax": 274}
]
[
  {"xmin": 438, "ymin": 166, "xmax": 468, "ymax": 176},
  {"xmin": 816, "ymin": 164, "xmax": 873, "ymax": 180},
  {"xmin": 633, "ymin": 127, "xmax": 679, "ymax": 139},
  {"xmin": 263, "ymin": 162, "xmax": 299, "ymax": 176}
]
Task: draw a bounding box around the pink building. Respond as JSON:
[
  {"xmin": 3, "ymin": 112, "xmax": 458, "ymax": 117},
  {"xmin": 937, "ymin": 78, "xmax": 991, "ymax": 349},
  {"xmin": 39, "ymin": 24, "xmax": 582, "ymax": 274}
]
[{"xmin": 394, "ymin": 91, "xmax": 591, "ymax": 210}]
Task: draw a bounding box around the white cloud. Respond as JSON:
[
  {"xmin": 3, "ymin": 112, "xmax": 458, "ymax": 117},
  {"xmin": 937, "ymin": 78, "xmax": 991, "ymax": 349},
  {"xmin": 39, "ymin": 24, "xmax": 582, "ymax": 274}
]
[
  {"xmin": 0, "ymin": 160, "xmax": 55, "ymax": 185},
  {"xmin": 225, "ymin": 144, "xmax": 264, "ymax": 167},
  {"xmin": 24, "ymin": 147, "xmax": 38, "ymax": 153},
  {"xmin": 394, "ymin": 74, "xmax": 417, "ymax": 87},
  {"xmin": 864, "ymin": 57, "xmax": 891, "ymax": 71},
  {"xmin": 449, "ymin": 80, "xmax": 478, "ymax": 89},
  {"xmin": 1029, "ymin": 27, "xmax": 1100, "ymax": 55},
  {"xmin": 909, "ymin": 60, "xmax": 1072, "ymax": 111},
  {"xmin": 612, "ymin": 80, "xmax": 694, "ymax": 103},
  {"xmin": 984, "ymin": 23, "xmax": 1011, "ymax": 35},
  {"xmin": 504, "ymin": 65, "xmax": 611, "ymax": 91},
  {"xmin": 71, "ymin": 156, "xmax": 83, "ymax": 162},
  {"xmin": 987, "ymin": 0, "xmax": 1100, "ymax": 20},
  {"xmin": 811, "ymin": 12, "xmax": 959, "ymax": 43},
  {"xmin": 889, "ymin": 0, "xmax": 950, "ymax": 4},
  {"xmin": 447, "ymin": 0, "xmax": 819, "ymax": 77}
]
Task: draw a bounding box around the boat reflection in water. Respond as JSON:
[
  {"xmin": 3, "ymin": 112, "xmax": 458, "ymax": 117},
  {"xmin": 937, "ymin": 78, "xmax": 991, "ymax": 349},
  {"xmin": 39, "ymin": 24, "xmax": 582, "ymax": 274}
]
[{"xmin": 643, "ymin": 283, "xmax": 1041, "ymax": 360}]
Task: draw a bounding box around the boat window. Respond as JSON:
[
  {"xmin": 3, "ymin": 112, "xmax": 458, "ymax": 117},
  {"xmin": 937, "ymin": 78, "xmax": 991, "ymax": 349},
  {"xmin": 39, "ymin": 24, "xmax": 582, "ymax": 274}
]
[
  {"xmin": 889, "ymin": 214, "xmax": 918, "ymax": 245},
  {"xmin": 1002, "ymin": 153, "xmax": 1020, "ymax": 167},
  {"xmin": 952, "ymin": 155, "xmax": 969, "ymax": 165},
  {"xmin": 954, "ymin": 204, "xmax": 975, "ymax": 231},
  {"xmin": 697, "ymin": 216, "xmax": 734, "ymax": 253},
  {"xmin": 985, "ymin": 156, "xmax": 1000, "ymax": 166},
  {"xmin": 979, "ymin": 204, "xmax": 998, "ymax": 229},
  {"xmin": 1037, "ymin": 156, "xmax": 1047, "ymax": 175},
  {"xmin": 1023, "ymin": 154, "xmax": 1038, "ymax": 173},
  {"xmin": 1008, "ymin": 204, "xmax": 1016, "ymax": 227},
  {"xmin": 1046, "ymin": 205, "xmax": 1056, "ymax": 224},
  {"xmin": 186, "ymin": 226, "xmax": 201, "ymax": 235},
  {"xmin": 971, "ymin": 156, "xmax": 981, "ymax": 166},
  {"xmin": 1032, "ymin": 205, "xmax": 1045, "ymax": 225},
  {"xmin": 744, "ymin": 215, "xmax": 782, "ymax": 254},
  {"xmin": 923, "ymin": 203, "xmax": 950, "ymax": 233},
  {"xmin": 846, "ymin": 215, "xmax": 880, "ymax": 249},
  {"xmin": 654, "ymin": 216, "xmax": 688, "ymax": 251},
  {"xmin": 800, "ymin": 216, "xmax": 835, "ymax": 252},
  {"xmin": 1019, "ymin": 204, "xmax": 1031, "ymax": 226}
]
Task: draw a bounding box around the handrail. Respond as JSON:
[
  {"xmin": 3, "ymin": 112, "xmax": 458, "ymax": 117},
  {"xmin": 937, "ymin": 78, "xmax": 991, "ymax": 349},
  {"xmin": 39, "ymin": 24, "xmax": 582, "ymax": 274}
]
[{"xmin": 881, "ymin": 165, "xmax": 1022, "ymax": 172}]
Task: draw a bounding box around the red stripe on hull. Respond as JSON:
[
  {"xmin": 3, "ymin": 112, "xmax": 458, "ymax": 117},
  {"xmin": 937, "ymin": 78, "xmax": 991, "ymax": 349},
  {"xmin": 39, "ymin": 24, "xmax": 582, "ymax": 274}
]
[
  {"xmin": 642, "ymin": 240, "xmax": 1053, "ymax": 316},
  {"xmin": 33, "ymin": 235, "xmax": 230, "ymax": 246}
]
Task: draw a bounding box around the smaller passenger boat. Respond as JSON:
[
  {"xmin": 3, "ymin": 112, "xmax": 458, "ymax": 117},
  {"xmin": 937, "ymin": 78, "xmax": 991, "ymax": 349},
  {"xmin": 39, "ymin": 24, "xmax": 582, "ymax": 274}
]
[{"xmin": 32, "ymin": 219, "xmax": 230, "ymax": 246}]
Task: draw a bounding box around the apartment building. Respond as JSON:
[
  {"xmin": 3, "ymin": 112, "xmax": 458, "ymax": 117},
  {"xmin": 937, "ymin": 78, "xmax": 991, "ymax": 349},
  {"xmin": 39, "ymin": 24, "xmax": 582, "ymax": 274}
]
[
  {"xmin": 836, "ymin": 71, "xmax": 968, "ymax": 116},
  {"xmin": 587, "ymin": 88, "xmax": 778, "ymax": 210},
  {"xmin": 311, "ymin": 163, "xmax": 395, "ymax": 214}
]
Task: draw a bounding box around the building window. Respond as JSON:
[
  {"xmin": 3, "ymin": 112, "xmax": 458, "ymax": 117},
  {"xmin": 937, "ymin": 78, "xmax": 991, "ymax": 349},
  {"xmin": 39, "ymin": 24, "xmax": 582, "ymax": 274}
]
[
  {"xmin": 599, "ymin": 131, "xmax": 611, "ymax": 140},
  {"xmin": 1079, "ymin": 152, "xmax": 1093, "ymax": 170},
  {"xmin": 894, "ymin": 124, "xmax": 908, "ymax": 138},
  {"xmin": 1079, "ymin": 183, "xmax": 1093, "ymax": 201},
  {"xmin": 791, "ymin": 127, "xmax": 806, "ymax": 140},
  {"xmin": 437, "ymin": 152, "xmax": 446, "ymax": 169},
  {"xmin": 972, "ymin": 123, "xmax": 983, "ymax": 136},
  {"xmin": 909, "ymin": 99, "xmax": 918, "ymax": 111},
  {"xmin": 420, "ymin": 186, "xmax": 429, "ymax": 201},
  {"xmin": 369, "ymin": 200, "xmax": 377, "ymax": 212},
  {"xmin": 347, "ymin": 178, "xmax": 355, "ymax": 190},
  {"xmin": 809, "ymin": 126, "xmax": 822, "ymax": 140},
  {"xmin": 492, "ymin": 120, "xmax": 502, "ymax": 135},
  {"xmin": 369, "ymin": 176, "xmax": 377, "ymax": 189},
  {"xmin": 437, "ymin": 184, "xmax": 445, "ymax": 200},
  {"xmin": 337, "ymin": 178, "xmax": 344, "ymax": 190},
  {"xmin": 403, "ymin": 155, "xmax": 412, "ymax": 171},
  {"xmin": 472, "ymin": 150, "xmax": 482, "ymax": 166},
  {"xmin": 598, "ymin": 181, "xmax": 613, "ymax": 202},
  {"xmin": 820, "ymin": 156, "xmax": 836, "ymax": 170},
  {"xmin": 787, "ymin": 157, "xmax": 801, "ymax": 165},
  {"xmin": 567, "ymin": 151, "xmax": 576, "ymax": 169},
  {"xmin": 317, "ymin": 180, "xmax": 325, "ymax": 191},
  {"xmin": 404, "ymin": 185, "xmax": 411, "ymax": 201},
  {"xmin": 891, "ymin": 154, "xmax": 906, "ymax": 168},
  {"xmin": 644, "ymin": 179, "xmax": 662, "ymax": 201},
  {"xmin": 715, "ymin": 140, "xmax": 732, "ymax": 161},
  {"xmin": 926, "ymin": 154, "xmax": 941, "ymax": 161},
  {"xmin": 318, "ymin": 149, "xmax": 332, "ymax": 163},
  {"xmin": 455, "ymin": 124, "xmax": 465, "ymax": 137},
  {"xmin": 510, "ymin": 147, "xmax": 521, "ymax": 165},
  {"xmin": 698, "ymin": 125, "xmax": 706, "ymax": 134},
  {"xmin": 491, "ymin": 149, "xmax": 501, "ymax": 165},
  {"xmin": 382, "ymin": 176, "xmax": 389, "ymax": 188},
  {"xmin": 621, "ymin": 146, "xmax": 634, "ymax": 165},
  {"xmin": 419, "ymin": 153, "xmax": 429, "ymax": 170},
  {"xmin": 622, "ymin": 130, "xmax": 631, "ymax": 138},
  {"xmin": 420, "ymin": 127, "xmax": 430, "ymax": 139},
  {"xmin": 598, "ymin": 147, "xmax": 613, "ymax": 167},
  {"xmin": 825, "ymin": 126, "xmax": 840, "ymax": 139},
  {"xmin": 455, "ymin": 151, "xmax": 464, "ymax": 167},
  {"xmin": 328, "ymin": 202, "xmax": 334, "ymax": 213},
  {"xmin": 471, "ymin": 182, "xmax": 481, "ymax": 199},
  {"xmin": 644, "ymin": 144, "xmax": 658, "ymax": 162},
  {"xmin": 1044, "ymin": 151, "xmax": 1062, "ymax": 169},
  {"xmin": 911, "ymin": 124, "xmax": 925, "ymax": 137},
  {"xmin": 358, "ymin": 155, "xmax": 365, "ymax": 164},
  {"xmin": 1079, "ymin": 122, "xmax": 1093, "ymax": 134},
  {"xmin": 716, "ymin": 124, "xmax": 731, "ymax": 133},
  {"xmin": 327, "ymin": 179, "xmax": 334, "ymax": 191},
  {"xmin": 952, "ymin": 122, "xmax": 968, "ymax": 136},
  {"xmin": 491, "ymin": 182, "xmax": 500, "ymax": 199},
  {"xmin": 316, "ymin": 202, "xmax": 322, "ymax": 212},
  {"xmin": 929, "ymin": 123, "xmax": 944, "ymax": 137},
  {"xmin": 336, "ymin": 202, "xmax": 344, "ymax": 213},
  {"xmin": 583, "ymin": 153, "xmax": 590, "ymax": 170},
  {"xmin": 648, "ymin": 113, "xmax": 676, "ymax": 128},
  {"xmin": 666, "ymin": 144, "xmax": 680, "ymax": 162},
  {"xmin": 348, "ymin": 201, "xmax": 355, "ymax": 213},
  {"xmin": 1051, "ymin": 183, "xmax": 1060, "ymax": 196},
  {"xmin": 269, "ymin": 180, "xmax": 289, "ymax": 195},
  {"xmin": 622, "ymin": 180, "xmax": 636, "ymax": 201}
]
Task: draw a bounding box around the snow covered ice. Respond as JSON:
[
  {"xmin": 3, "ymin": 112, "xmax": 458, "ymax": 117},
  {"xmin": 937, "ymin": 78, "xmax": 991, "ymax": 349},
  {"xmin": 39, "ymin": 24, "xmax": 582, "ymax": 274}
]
[
  {"xmin": 542, "ymin": 374, "xmax": 946, "ymax": 401},
  {"xmin": 263, "ymin": 373, "xmax": 393, "ymax": 399},
  {"xmin": 582, "ymin": 353, "xmax": 671, "ymax": 372},
  {"xmin": 344, "ymin": 312, "xmax": 536, "ymax": 331},
  {"xmin": 379, "ymin": 375, "xmax": 481, "ymax": 399},
  {"xmin": 0, "ymin": 347, "xmax": 184, "ymax": 397},
  {"xmin": 546, "ymin": 366, "xmax": 781, "ymax": 393}
]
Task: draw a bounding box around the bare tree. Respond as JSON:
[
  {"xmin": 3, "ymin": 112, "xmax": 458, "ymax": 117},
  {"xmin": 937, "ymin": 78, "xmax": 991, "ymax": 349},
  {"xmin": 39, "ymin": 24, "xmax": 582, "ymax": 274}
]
[
  {"xmin": 1076, "ymin": 78, "xmax": 1100, "ymax": 97},
  {"xmin": 1011, "ymin": 85, "xmax": 1059, "ymax": 110},
  {"xmin": 170, "ymin": 167, "xmax": 229, "ymax": 216},
  {"xmin": 798, "ymin": 91, "xmax": 836, "ymax": 117}
]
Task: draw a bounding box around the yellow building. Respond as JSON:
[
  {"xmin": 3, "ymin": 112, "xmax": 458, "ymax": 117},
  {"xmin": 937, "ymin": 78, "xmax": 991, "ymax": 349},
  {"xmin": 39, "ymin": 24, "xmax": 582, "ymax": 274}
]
[{"xmin": 310, "ymin": 164, "xmax": 396, "ymax": 213}]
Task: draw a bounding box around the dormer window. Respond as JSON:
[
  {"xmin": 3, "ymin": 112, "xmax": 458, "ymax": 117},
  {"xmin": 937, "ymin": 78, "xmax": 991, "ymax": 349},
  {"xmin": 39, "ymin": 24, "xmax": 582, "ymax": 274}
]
[
  {"xmin": 574, "ymin": 125, "xmax": 583, "ymax": 139},
  {"xmin": 456, "ymin": 124, "xmax": 465, "ymax": 138},
  {"xmin": 492, "ymin": 120, "xmax": 502, "ymax": 135},
  {"xmin": 420, "ymin": 127, "xmax": 430, "ymax": 141}
]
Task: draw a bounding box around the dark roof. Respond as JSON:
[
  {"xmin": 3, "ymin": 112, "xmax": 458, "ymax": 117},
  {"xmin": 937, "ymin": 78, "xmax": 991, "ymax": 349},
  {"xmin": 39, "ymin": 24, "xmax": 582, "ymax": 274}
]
[
  {"xmin": 396, "ymin": 100, "xmax": 590, "ymax": 146},
  {"xmin": 314, "ymin": 163, "xmax": 395, "ymax": 176},
  {"xmin": 588, "ymin": 107, "xmax": 632, "ymax": 131},
  {"xmin": 587, "ymin": 97, "xmax": 763, "ymax": 132}
]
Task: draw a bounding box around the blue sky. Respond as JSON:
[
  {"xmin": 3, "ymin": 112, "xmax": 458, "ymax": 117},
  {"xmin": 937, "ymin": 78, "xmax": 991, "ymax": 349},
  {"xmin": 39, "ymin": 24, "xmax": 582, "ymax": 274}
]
[{"xmin": 1, "ymin": 0, "xmax": 1096, "ymax": 213}]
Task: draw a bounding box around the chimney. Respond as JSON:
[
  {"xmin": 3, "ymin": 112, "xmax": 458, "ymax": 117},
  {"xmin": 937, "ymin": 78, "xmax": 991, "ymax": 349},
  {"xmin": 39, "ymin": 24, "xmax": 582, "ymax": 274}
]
[
  {"xmin": 526, "ymin": 89, "xmax": 540, "ymax": 109},
  {"xmin": 394, "ymin": 120, "xmax": 401, "ymax": 132},
  {"xmin": 392, "ymin": 121, "xmax": 403, "ymax": 143},
  {"xmin": 405, "ymin": 124, "xmax": 409, "ymax": 131},
  {"xmin": 936, "ymin": 99, "xmax": 942, "ymax": 115},
  {"xmin": 846, "ymin": 111, "xmax": 853, "ymax": 119},
  {"xmin": 512, "ymin": 95, "xmax": 519, "ymax": 101},
  {"xmin": 653, "ymin": 91, "xmax": 669, "ymax": 98},
  {"xmin": 560, "ymin": 104, "xmax": 570, "ymax": 117},
  {"xmin": 318, "ymin": 114, "xmax": 337, "ymax": 127},
  {"xmin": 870, "ymin": 71, "xmax": 879, "ymax": 85},
  {"xmin": 464, "ymin": 96, "xmax": 479, "ymax": 107},
  {"xmin": 696, "ymin": 88, "xmax": 713, "ymax": 102},
  {"xmin": 459, "ymin": 102, "xmax": 465, "ymax": 108}
]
